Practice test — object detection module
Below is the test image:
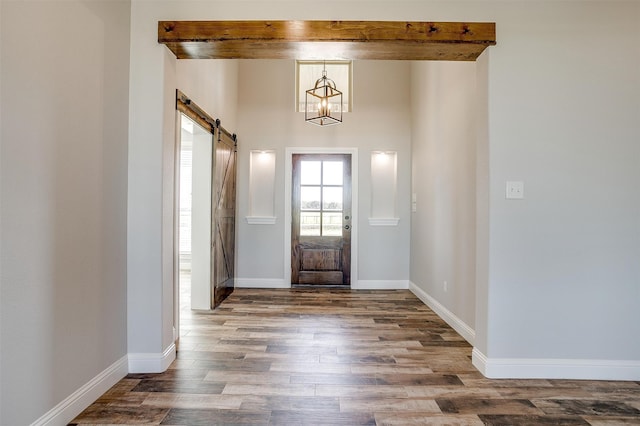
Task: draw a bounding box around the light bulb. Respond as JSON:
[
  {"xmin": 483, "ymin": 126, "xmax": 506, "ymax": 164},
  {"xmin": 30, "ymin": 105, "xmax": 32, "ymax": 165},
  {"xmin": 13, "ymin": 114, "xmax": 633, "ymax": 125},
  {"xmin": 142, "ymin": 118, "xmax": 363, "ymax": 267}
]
[{"xmin": 318, "ymin": 98, "xmax": 329, "ymax": 116}]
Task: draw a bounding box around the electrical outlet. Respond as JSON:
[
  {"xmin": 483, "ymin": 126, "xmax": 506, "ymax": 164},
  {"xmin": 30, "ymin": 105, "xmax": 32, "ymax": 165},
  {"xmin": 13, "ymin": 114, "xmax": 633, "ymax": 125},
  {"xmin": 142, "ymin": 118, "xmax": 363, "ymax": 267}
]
[
  {"xmin": 443, "ymin": 281, "xmax": 448, "ymax": 292},
  {"xmin": 506, "ymin": 181, "xmax": 524, "ymax": 199}
]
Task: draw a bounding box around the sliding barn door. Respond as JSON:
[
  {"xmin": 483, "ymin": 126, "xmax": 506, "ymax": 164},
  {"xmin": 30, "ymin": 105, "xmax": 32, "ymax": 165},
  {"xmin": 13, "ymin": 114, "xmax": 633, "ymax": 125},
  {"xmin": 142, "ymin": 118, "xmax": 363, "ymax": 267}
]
[{"xmin": 211, "ymin": 129, "xmax": 237, "ymax": 308}]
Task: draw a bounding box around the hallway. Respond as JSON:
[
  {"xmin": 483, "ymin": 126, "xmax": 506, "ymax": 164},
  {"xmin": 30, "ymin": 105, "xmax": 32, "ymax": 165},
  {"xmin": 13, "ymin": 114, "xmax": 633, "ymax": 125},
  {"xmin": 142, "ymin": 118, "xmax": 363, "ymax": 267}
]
[{"xmin": 71, "ymin": 289, "xmax": 640, "ymax": 425}]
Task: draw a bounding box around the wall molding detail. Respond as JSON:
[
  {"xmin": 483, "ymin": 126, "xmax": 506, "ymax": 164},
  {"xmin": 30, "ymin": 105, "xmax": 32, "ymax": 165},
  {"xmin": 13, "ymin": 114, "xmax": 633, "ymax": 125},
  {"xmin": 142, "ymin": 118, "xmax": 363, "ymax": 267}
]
[
  {"xmin": 245, "ymin": 216, "xmax": 277, "ymax": 225},
  {"xmin": 368, "ymin": 218, "xmax": 400, "ymax": 226},
  {"xmin": 235, "ymin": 278, "xmax": 289, "ymax": 288},
  {"xmin": 409, "ymin": 281, "xmax": 475, "ymax": 345},
  {"xmin": 472, "ymin": 348, "xmax": 640, "ymax": 381},
  {"xmin": 353, "ymin": 280, "xmax": 408, "ymax": 290},
  {"xmin": 128, "ymin": 343, "xmax": 176, "ymax": 374},
  {"xmin": 31, "ymin": 355, "xmax": 128, "ymax": 426}
]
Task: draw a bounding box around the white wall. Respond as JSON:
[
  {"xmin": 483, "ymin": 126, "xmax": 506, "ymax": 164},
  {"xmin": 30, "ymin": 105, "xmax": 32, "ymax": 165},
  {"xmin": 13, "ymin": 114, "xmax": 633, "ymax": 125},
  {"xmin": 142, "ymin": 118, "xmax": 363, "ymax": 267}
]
[
  {"xmin": 0, "ymin": 1, "xmax": 130, "ymax": 424},
  {"xmin": 473, "ymin": 51, "xmax": 490, "ymax": 359},
  {"xmin": 410, "ymin": 61, "xmax": 478, "ymax": 333},
  {"xmin": 0, "ymin": 2, "xmax": 4, "ymax": 421},
  {"xmin": 177, "ymin": 60, "xmax": 239, "ymax": 132},
  {"xmin": 129, "ymin": 0, "xmax": 241, "ymax": 367},
  {"xmin": 410, "ymin": 2, "xmax": 640, "ymax": 378},
  {"xmin": 0, "ymin": 2, "xmax": 4, "ymax": 419},
  {"xmin": 188, "ymin": 124, "xmax": 214, "ymax": 310},
  {"xmin": 235, "ymin": 60, "xmax": 412, "ymax": 285},
  {"xmin": 479, "ymin": 2, "xmax": 640, "ymax": 377},
  {"xmin": 128, "ymin": 0, "xmax": 640, "ymax": 381}
]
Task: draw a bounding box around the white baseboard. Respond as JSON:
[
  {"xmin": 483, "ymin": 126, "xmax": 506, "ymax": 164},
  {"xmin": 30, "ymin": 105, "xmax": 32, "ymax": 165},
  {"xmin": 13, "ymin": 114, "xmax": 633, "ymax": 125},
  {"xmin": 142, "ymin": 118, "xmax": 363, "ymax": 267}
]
[
  {"xmin": 352, "ymin": 280, "xmax": 409, "ymax": 290},
  {"xmin": 235, "ymin": 278, "xmax": 289, "ymax": 288},
  {"xmin": 128, "ymin": 343, "xmax": 176, "ymax": 373},
  {"xmin": 31, "ymin": 355, "xmax": 128, "ymax": 426},
  {"xmin": 409, "ymin": 281, "xmax": 475, "ymax": 345},
  {"xmin": 472, "ymin": 348, "xmax": 640, "ymax": 381}
]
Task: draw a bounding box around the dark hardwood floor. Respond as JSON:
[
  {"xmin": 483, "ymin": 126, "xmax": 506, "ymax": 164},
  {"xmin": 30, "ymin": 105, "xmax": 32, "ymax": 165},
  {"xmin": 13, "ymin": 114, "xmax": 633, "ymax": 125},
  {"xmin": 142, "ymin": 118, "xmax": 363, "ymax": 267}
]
[{"xmin": 71, "ymin": 288, "xmax": 640, "ymax": 425}]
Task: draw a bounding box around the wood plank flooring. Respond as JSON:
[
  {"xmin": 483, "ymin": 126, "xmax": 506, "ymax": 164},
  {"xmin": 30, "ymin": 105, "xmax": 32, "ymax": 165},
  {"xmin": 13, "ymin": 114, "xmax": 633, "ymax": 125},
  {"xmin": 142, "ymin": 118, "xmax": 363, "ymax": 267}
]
[{"xmin": 71, "ymin": 288, "xmax": 640, "ymax": 425}]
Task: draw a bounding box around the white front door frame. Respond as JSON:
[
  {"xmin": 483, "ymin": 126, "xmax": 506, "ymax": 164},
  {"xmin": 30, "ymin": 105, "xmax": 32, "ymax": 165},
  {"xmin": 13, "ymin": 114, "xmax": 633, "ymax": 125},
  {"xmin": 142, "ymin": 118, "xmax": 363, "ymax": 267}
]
[{"xmin": 284, "ymin": 147, "xmax": 358, "ymax": 287}]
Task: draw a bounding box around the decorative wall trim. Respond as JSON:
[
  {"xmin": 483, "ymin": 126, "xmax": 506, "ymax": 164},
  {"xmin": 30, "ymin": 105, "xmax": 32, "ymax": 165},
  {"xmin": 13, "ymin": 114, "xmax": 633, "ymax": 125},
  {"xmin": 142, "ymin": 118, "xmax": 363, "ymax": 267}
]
[
  {"xmin": 409, "ymin": 281, "xmax": 475, "ymax": 345},
  {"xmin": 128, "ymin": 343, "xmax": 176, "ymax": 374},
  {"xmin": 245, "ymin": 216, "xmax": 277, "ymax": 225},
  {"xmin": 235, "ymin": 278, "xmax": 289, "ymax": 289},
  {"xmin": 31, "ymin": 355, "xmax": 128, "ymax": 426},
  {"xmin": 370, "ymin": 151, "xmax": 398, "ymax": 219},
  {"xmin": 368, "ymin": 217, "xmax": 400, "ymax": 226},
  {"xmin": 353, "ymin": 280, "xmax": 409, "ymax": 290},
  {"xmin": 248, "ymin": 150, "xmax": 276, "ymax": 219},
  {"xmin": 472, "ymin": 348, "xmax": 640, "ymax": 381}
]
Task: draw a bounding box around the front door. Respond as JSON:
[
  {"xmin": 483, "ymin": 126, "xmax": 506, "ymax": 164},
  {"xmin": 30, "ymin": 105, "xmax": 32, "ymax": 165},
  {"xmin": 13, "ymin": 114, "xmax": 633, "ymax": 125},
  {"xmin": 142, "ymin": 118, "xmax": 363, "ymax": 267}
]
[{"xmin": 292, "ymin": 154, "xmax": 351, "ymax": 285}]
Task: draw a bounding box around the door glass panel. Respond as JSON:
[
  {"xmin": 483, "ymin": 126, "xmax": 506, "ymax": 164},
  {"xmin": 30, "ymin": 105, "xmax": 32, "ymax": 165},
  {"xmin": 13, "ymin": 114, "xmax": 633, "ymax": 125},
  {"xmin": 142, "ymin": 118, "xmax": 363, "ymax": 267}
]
[
  {"xmin": 297, "ymin": 158, "xmax": 346, "ymax": 237},
  {"xmin": 301, "ymin": 161, "xmax": 321, "ymax": 185},
  {"xmin": 300, "ymin": 212, "xmax": 321, "ymax": 236},
  {"xmin": 322, "ymin": 187, "xmax": 343, "ymax": 211},
  {"xmin": 322, "ymin": 161, "xmax": 343, "ymax": 185},
  {"xmin": 322, "ymin": 212, "xmax": 342, "ymax": 236},
  {"xmin": 301, "ymin": 186, "xmax": 321, "ymax": 210}
]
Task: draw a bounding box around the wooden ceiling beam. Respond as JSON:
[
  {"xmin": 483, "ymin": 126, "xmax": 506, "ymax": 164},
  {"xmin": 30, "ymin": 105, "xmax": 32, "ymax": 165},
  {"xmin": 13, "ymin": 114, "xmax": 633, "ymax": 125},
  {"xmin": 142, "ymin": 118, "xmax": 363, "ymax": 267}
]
[{"xmin": 158, "ymin": 20, "xmax": 496, "ymax": 61}]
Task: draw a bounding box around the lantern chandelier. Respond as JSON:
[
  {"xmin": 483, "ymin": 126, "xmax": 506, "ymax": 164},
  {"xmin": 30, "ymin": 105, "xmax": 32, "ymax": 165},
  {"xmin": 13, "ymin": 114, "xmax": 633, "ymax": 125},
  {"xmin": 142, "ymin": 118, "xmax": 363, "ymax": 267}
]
[{"xmin": 305, "ymin": 62, "xmax": 343, "ymax": 126}]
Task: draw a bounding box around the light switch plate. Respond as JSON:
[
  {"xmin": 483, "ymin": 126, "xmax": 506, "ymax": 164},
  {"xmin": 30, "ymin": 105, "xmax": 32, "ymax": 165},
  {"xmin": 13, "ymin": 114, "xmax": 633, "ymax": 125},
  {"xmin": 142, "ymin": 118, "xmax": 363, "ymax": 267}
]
[{"xmin": 506, "ymin": 181, "xmax": 524, "ymax": 199}]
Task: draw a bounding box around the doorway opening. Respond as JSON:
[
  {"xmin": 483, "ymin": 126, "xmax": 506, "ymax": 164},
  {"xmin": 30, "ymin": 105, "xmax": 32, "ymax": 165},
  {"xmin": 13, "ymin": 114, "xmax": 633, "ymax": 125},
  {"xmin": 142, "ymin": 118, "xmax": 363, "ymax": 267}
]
[
  {"xmin": 176, "ymin": 112, "xmax": 214, "ymax": 338},
  {"xmin": 174, "ymin": 93, "xmax": 238, "ymax": 340}
]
